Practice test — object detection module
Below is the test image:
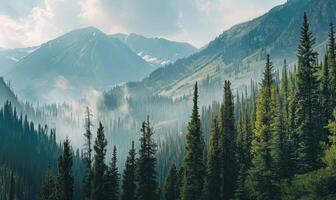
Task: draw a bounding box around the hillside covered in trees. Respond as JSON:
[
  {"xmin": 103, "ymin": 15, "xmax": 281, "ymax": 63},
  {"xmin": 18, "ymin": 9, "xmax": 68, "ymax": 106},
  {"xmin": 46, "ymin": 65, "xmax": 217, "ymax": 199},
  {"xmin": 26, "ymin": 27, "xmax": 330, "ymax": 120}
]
[{"xmin": 1, "ymin": 9, "xmax": 336, "ymax": 200}]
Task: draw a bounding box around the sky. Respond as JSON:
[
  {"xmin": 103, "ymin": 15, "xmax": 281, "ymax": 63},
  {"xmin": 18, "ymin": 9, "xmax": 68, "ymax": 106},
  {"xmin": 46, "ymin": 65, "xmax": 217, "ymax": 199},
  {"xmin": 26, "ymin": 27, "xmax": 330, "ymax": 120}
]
[{"xmin": 0, "ymin": 0, "xmax": 286, "ymax": 49}]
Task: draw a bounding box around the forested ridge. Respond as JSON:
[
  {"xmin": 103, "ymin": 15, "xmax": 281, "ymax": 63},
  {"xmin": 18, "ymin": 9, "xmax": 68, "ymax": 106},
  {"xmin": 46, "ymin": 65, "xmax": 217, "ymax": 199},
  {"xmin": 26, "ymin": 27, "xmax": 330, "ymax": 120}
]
[{"xmin": 1, "ymin": 14, "xmax": 336, "ymax": 200}]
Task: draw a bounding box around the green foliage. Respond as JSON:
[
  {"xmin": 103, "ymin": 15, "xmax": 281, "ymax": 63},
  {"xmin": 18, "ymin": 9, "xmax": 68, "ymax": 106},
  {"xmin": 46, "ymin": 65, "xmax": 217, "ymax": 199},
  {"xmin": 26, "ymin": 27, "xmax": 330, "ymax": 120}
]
[
  {"xmin": 40, "ymin": 164, "xmax": 56, "ymax": 200},
  {"xmin": 121, "ymin": 142, "xmax": 137, "ymax": 200},
  {"xmin": 164, "ymin": 164, "xmax": 178, "ymax": 200},
  {"xmin": 293, "ymin": 13, "xmax": 322, "ymax": 173},
  {"xmin": 282, "ymin": 168, "xmax": 336, "ymax": 200},
  {"xmin": 220, "ymin": 80, "xmax": 237, "ymax": 200},
  {"xmin": 246, "ymin": 55, "xmax": 280, "ymax": 200},
  {"xmin": 325, "ymin": 109, "xmax": 336, "ymax": 169},
  {"xmin": 56, "ymin": 138, "xmax": 74, "ymax": 200},
  {"xmin": 204, "ymin": 117, "xmax": 221, "ymax": 200},
  {"xmin": 91, "ymin": 123, "xmax": 108, "ymax": 200},
  {"xmin": 181, "ymin": 83, "xmax": 205, "ymax": 200},
  {"xmin": 137, "ymin": 118, "xmax": 158, "ymax": 200},
  {"xmin": 105, "ymin": 146, "xmax": 120, "ymax": 200}
]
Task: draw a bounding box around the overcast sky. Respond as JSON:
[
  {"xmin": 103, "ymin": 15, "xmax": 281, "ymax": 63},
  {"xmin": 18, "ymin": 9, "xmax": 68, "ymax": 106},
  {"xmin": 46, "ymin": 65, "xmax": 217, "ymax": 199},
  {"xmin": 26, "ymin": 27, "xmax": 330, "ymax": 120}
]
[{"xmin": 0, "ymin": 0, "xmax": 286, "ymax": 49}]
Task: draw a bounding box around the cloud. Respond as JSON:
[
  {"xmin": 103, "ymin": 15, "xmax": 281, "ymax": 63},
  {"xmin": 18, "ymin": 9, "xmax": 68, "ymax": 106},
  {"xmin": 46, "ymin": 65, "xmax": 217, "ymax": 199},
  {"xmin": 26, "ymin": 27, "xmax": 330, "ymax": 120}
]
[{"xmin": 0, "ymin": 0, "xmax": 286, "ymax": 48}]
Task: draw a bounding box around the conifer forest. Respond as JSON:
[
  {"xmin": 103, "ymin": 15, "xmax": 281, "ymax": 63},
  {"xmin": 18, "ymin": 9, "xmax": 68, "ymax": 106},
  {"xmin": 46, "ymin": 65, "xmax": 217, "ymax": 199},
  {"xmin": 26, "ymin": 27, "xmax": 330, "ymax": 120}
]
[{"xmin": 0, "ymin": 1, "xmax": 336, "ymax": 200}]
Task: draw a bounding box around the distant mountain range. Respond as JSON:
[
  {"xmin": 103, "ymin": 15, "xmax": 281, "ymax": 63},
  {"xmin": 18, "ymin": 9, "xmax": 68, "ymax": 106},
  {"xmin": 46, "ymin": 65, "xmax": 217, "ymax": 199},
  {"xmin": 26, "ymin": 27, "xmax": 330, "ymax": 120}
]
[
  {"xmin": 111, "ymin": 33, "xmax": 198, "ymax": 67},
  {"xmin": 106, "ymin": 0, "xmax": 336, "ymax": 101},
  {"xmin": 1, "ymin": 27, "xmax": 196, "ymax": 103}
]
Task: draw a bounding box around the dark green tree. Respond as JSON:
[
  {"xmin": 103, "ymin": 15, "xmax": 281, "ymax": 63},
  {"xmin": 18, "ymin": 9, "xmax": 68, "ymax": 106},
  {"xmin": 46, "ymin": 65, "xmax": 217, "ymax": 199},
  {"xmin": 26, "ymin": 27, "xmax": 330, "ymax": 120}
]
[
  {"xmin": 321, "ymin": 53, "xmax": 332, "ymax": 143},
  {"xmin": 204, "ymin": 117, "xmax": 221, "ymax": 200},
  {"xmin": 91, "ymin": 122, "xmax": 108, "ymax": 200},
  {"xmin": 181, "ymin": 83, "xmax": 205, "ymax": 200},
  {"xmin": 105, "ymin": 146, "xmax": 120, "ymax": 200},
  {"xmin": 137, "ymin": 117, "xmax": 158, "ymax": 200},
  {"xmin": 56, "ymin": 138, "xmax": 74, "ymax": 200},
  {"xmin": 294, "ymin": 13, "xmax": 322, "ymax": 173},
  {"xmin": 164, "ymin": 164, "xmax": 178, "ymax": 200},
  {"xmin": 328, "ymin": 23, "xmax": 336, "ymax": 108},
  {"xmin": 40, "ymin": 164, "xmax": 56, "ymax": 200},
  {"xmin": 221, "ymin": 80, "xmax": 236, "ymax": 200},
  {"xmin": 121, "ymin": 142, "xmax": 137, "ymax": 200},
  {"xmin": 246, "ymin": 55, "xmax": 279, "ymax": 200}
]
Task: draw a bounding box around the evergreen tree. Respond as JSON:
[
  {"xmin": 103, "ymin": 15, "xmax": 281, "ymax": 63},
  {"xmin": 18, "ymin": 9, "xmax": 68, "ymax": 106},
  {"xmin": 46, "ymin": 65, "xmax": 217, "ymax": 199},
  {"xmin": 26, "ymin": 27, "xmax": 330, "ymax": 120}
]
[
  {"xmin": 294, "ymin": 13, "xmax": 322, "ymax": 173},
  {"xmin": 221, "ymin": 80, "xmax": 236, "ymax": 200},
  {"xmin": 56, "ymin": 138, "xmax": 74, "ymax": 200},
  {"xmin": 321, "ymin": 53, "xmax": 332, "ymax": 143},
  {"xmin": 121, "ymin": 142, "xmax": 137, "ymax": 200},
  {"xmin": 271, "ymin": 86, "xmax": 289, "ymax": 179},
  {"xmin": 105, "ymin": 146, "xmax": 120, "ymax": 200},
  {"xmin": 204, "ymin": 117, "xmax": 221, "ymax": 200},
  {"xmin": 91, "ymin": 123, "xmax": 108, "ymax": 200},
  {"xmin": 83, "ymin": 107, "xmax": 93, "ymax": 200},
  {"xmin": 246, "ymin": 55, "xmax": 279, "ymax": 200},
  {"xmin": 234, "ymin": 93, "xmax": 251, "ymax": 200},
  {"xmin": 137, "ymin": 117, "xmax": 158, "ymax": 200},
  {"xmin": 164, "ymin": 164, "xmax": 178, "ymax": 200},
  {"xmin": 40, "ymin": 164, "xmax": 56, "ymax": 200},
  {"xmin": 181, "ymin": 83, "xmax": 205, "ymax": 200},
  {"xmin": 328, "ymin": 23, "xmax": 336, "ymax": 108}
]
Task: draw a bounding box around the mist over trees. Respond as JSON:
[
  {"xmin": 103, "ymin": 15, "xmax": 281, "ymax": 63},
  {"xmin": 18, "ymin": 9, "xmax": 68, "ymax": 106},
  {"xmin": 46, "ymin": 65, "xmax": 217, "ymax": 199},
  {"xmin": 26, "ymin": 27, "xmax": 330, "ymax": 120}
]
[{"xmin": 1, "ymin": 14, "xmax": 336, "ymax": 200}]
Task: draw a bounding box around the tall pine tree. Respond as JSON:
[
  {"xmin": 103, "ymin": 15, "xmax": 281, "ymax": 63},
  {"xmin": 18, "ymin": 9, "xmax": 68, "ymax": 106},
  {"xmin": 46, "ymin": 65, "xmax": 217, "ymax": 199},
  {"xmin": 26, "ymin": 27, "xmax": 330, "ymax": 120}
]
[
  {"xmin": 56, "ymin": 138, "xmax": 74, "ymax": 200},
  {"xmin": 294, "ymin": 13, "xmax": 322, "ymax": 173},
  {"xmin": 204, "ymin": 117, "xmax": 221, "ymax": 200},
  {"xmin": 40, "ymin": 164, "xmax": 56, "ymax": 200},
  {"xmin": 83, "ymin": 107, "xmax": 93, "ymax": 200},
  {"xmin": 181, "ymin": 83, "xmax": 205, "ymax": 200},
  {"xmin": 221, "ymin": 80, "xmax": 236, "ymax": 200},
  {"xmin": 121, "ymin": 141, "xmax": 137, "ymax": 200},
  {"xmin": 105, "ymin": 146, "xmax": 120, "ymax": 200},
  {"xmin": 91, "ymin": 123, "xmax": 108, "ymax": 200},
  {"xmin": 164, "ymin": 164, "xmax": 178, "ymax": 200},
  {"xmin": 137, "ymin": 117, "xmax": 158, "ymax": 200},
  {"xmin": 246, "ymin": 55, "xmax": 279, "ymax": 200}
]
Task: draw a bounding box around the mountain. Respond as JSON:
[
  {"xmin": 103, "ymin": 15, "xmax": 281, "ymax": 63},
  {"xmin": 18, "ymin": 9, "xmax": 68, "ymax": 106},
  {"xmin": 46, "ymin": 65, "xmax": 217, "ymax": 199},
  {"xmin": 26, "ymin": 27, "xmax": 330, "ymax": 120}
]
[
  {"xmin": 105, "ymin": 0, "xmax": 336, "ymax": 101},
  {"xmin": 111, "ymin": 33, "xmax": 198, "ymax": 67},
  {"xmin": 0, "ymin": 77, "xmax": 19, "ymax": 107},
  {"xmin": 0, "ymin": 46, "xmax": 38, "ymax": 75},
  {"xmin": 6, "ymin": 27, "xmax": 154, "ymax": 103}
]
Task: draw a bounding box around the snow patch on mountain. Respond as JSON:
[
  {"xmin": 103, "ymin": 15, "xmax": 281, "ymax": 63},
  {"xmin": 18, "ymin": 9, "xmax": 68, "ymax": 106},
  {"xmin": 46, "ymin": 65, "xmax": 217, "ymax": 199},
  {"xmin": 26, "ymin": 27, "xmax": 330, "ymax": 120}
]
[{"xmin": 138, "ymin": 52, "xmax": 171, "ymax": 66}]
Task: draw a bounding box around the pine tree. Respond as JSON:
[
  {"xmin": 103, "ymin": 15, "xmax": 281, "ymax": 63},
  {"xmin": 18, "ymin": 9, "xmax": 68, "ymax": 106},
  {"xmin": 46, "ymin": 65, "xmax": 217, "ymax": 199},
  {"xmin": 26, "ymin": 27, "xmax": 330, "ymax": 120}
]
[
  {"xmin": 204, "ymin": 117, "xmax": 221, "ymax": 200},
  {"xmin": 106, "ymin": 146, "xmax": 120, "ymax": 200},
  {"xmin": 328, "ymin": 23, "xmax": 336, "ymax": 108},
  {"xmin": 234, "ymin": 93, "xmax": 251, "ymax": 200},
  {"xmin": 164, "ymin": 164, "xmax": 178, "ymax": 200},
  {"xmin": 121, "ymin": 142, "xmax": 137, "ymax": 200},
  {"xmin": 83, "ymin": 107, "xmax": 93, "ymax": 200},
  {"xmin": 281, "ymin": 59, "xmax": 289, "ymax": 122},
  {"xmin": 40, "ymin": 164, "xmax": 56, "ymax": 200},
  {"xmin": 91, "ymin": 122, "xmax": 108, "ymax": 200},
  {"xmin": 246, "ymin": 55, "xmax": 279, "ymax": 200},
  {"xmin": 181, "ymin": 83, "xmax": 205, "ymax": 200},
  {"xmin": 271, "ymin": 85, "xmax": 289, "ymax": 179},
  {"xmin": 137, "ymin": 117, "xmax": 158, "ymax": 200},
  {"xmin": 56, "ymin": 138, "xmax": 74, "ymax": 200},
  {"xmin": 221, "ymin": 80, "xmax": 236, "ymax": 200},
  {"xmin": 321, "ymin": 53, "xmax": 332, "ymax": 143},
  {"xmin": 294, "ymin": 13, "xmax": 322, "ymax": 173}
]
